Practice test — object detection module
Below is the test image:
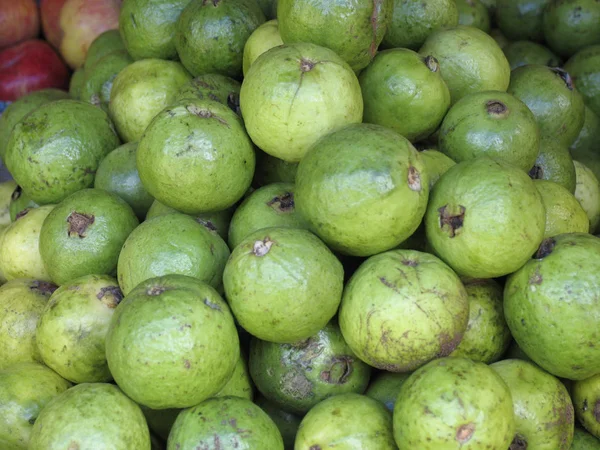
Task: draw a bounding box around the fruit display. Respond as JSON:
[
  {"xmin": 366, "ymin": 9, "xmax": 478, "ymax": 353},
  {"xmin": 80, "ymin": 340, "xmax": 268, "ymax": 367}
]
[{"xmin": 0, "ymin": 0, "xmax": 600, "ymax": 449}]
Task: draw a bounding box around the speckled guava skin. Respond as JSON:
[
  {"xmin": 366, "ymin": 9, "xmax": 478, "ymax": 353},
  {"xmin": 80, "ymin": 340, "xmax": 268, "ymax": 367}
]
[
  {"xmin": 8, "ymin": 186, "xmax": 39, "ymax": 222},
  {"xmin": 4, "ymin": 100, "xmax": 120, "ymax": 205},
  {"xmin": 425, "ymin": 157, "xmax": 546, "ymax": 278},
  {"xmin": 254, "ymin": 396, "xmax": 301, "ymax": 449},
  {"xmin": 365, "ymin": 372, "xmax": 412, "ymax": 412},
  {"xmin": 0, "ymin": 362, "xmax": 71, "ymax": 450},
  {"xmin": 495, "ymin": 0, "xmax": 548, "ymax": 41},
  {"xmin": 39, "ymin": 188, "xmax": 139, "ymax": 286},
  {"xmin": 36, "ymin": 275, "xmax": 123, "ymax": 384},
  {"xmin": 574, "ymin": 160, "xmax": 600, "ymax": 233},
  {"xmin": 573, "ymin": 373, "xmax": 600, "ymax": 438},
  {"xmin": 28, "ymin": 383, "xmax": 150, "ymax": 450},
  {"xmin": 84, "ymin": 29, "xmax": 126, "ymax": 71},
  {"xmin": 117, "ymin": 213, "xmax": 230, "ymax": 295},
  {"xmin": 530, "ymin": 138, "xmax": 577, "ymax": 193},
  {"xmin": 534, "ymin": 180, "xmax": 589, "ymax": 237},
  {"xmin": 240, "ymin": 42, "xmax": 363, "ymax": 162},
  {"xmin": 504, "ymin": 233, "xmax": 600, "ymax": 380},
  {"xmin": 223, "ymin": 227, "xmax": 344, "ymax": 344},
  {"xmin": 80, "ymin": 50, "xmax": 133, "ymax": 111},
  {"xmin": 0, "ymin": 279, "xmax": 56, "ymax": 369},
  {"xmin": 243, "ymin": 19, "xmax": 283, "ymax": 76},
  {"xmin": 503, "ymin": 41, "xmax": 562, "ymax": 71},
  {"xmin": 565, "ymin": 45, "xmax": 600, "ymax": 119},
  {"xmin": 295, "ymin": 393, "xmax": 396, "ymax": 450},
  {"xmin": 174, "ymin": 73, "xmax": 242, "ymax": 116},
  {"xmin": 419, "ymin": 149, "xmax": 456, "ymax": 189},
  {"xmin": 394, "ymin": 357, "xmax": 515, "ymax": 449},
  {"xmin": 106, "ymin": 275, "xmax": 239, "ymax": 409},
  {"xmin": 491, "ymin": 359, "xmax": 574, "ymax": 449}
]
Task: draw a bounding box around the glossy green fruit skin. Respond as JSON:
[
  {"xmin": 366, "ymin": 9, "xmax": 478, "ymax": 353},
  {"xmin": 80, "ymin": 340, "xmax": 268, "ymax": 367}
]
[
  {"xmin": 84, "ymin": 29, "xmax": 126, "ymax": 71},
  {"xmin": 365, "ymin": 372, "xmax": 411, "ymax": 412},
  {"xmin": 419, "ymin": 150, "xmax": 456, "ymax": 189},
  {"xmin": 534, "ymin": 179, "xmax": 589, "ymax": 237},
  {"xmin": 243, "ymin": 19, "xmax": 284, "ymax": 76},
  {"xmin": 174, "ymin": 73, "xmax": 241, "ymax": 116},
  {"xmin": 456, "ymin": 0, "xmax": 491, "ymax": 32},
  {"xmin": 68, "ymin": 70, "xmax": 85, "ymax": 100},
  {"xmin": 80, "ymin": 50, "xmax": 133, "ymax": 111},
  {"xmin": 565, "ymin": 45, "xmax": 600, "ymax": 119},
  {"xmin": 496, "ymin": 0, "xmax": 550, "ymax": 41},
  {"xmin": 215, "ymin": 351, "xmax": 254, "ymax": 401},
  {"xmin": 503, "ymin": 40, "xmax": 562, "ymax": 70},
  {"xmin": 530, "ymin": 138, "xmax": 577, "ymax": 193},
  {"xmin": 543, "ymin": 0, "xmax": 600, "ymax": 58}
]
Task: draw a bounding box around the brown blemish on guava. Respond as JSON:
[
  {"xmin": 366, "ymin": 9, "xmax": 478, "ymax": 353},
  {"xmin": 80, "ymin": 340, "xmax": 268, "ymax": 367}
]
[
  {"xmin": 529, "ymin": 267, "xmax": 543, "ymax": 285},
  {"xmin": 438, "ymin": 332, "xmax": 462, "ymax": 356},
  {"xmin": 202, "ymin": 0, "xmax": 220, "ymax": 6},
  {"xmin": 551, "ymin": 67, "xmax": 574, "ymax": 91},
  {"xmin": 97, "ymin": 286, "xmax": 123, "ymax": 308},
  {"xmin": 184, "ymin": 359, "xmax": 191, "ymax": 369},
  {"xmin": 456, "ymin": 423, "xmax": 475, "ymax": 443},
  {"xmin": 253, "ymin": 238, "xmax": 273, "ymax": 257},
  {"xmin": 11, "ymin": 186, "xmax": 22, "ymax": 201},
  {"xmin": 203, "ymin": 298, "xmax": 222, "ymax": 311},
  {"xmin": 227, "ymin": 92, "xmax": 241, "ymax": 115},
  {"xmin": 267, "ymin": 192, "xmax": 295, "ymax": 213},
  {"xmin": 486, "ymin": 100, "xmax": 508, "ymax": 116},
  {"xmin": 300, "ymin": 58, "xmax": 315, "ymax": 72},
  {"xmin": 30, "ymin": 280, "xmax": 58, "ymax": 296},
  {"xmin": 67, "ymin": 212, "xmax": 95, "ymax": 238},
  {"xmin": 401, "ymin": 258, "xmax": 418, "ymax": 267},
  {"xmin": 147, "ymin": 286, "xmax": 167, "ymax": 296},
  {"xmin": 379, "ymin": 276, "xmax": 400, "ymax": 293},
  {"xmin": 509, "ymin": 435, "xmax": 528, "ymax": 449},
  {"xmin": 15, "ymin": 208, "xmax": 30, "ymax": 220},
  {"xmin": 528, "ymin": 164, "xmax": 543, "ymax": 180},
  {"xmin": 196, "ymin": 217, "xmax": 218, "ymax": 232},
  {"xmin": 424, "ymin": 55, "xmax": 440, "ymax": 73},
  {"xmin": 186, "ymin": 105, "xmax": 229, "ymax": 127},
  {"xmin": 594, "ymin": 399, "xmax": 600, "ymax": 423},
  {"xmin": 67, "ymin": 441, "xmax": 80, "ymax": 450},
  {"xmin": 320, "ymin": 356, "xmax": 353, "ymax": 384},
  {"xmin": 407, "ymin": 166, "xmax": 422, "ymax": 192},
  {"xmin": 369, "ymin": 0, "xmax": 383, "ymax": 58},
  {"xmin": 280, "ymin": 370, "xmax": 313, "ymax": 400},
  {"xmin": 438, "ymin": 205, "xmax": 465, "ymax": 238},
  {"xmin": 535, "ymin": 238, "xmax": 556, "ymax": 259},
  {"xmin": 309, "ymin": 446, "xmax": 322, "ymax": 450}
]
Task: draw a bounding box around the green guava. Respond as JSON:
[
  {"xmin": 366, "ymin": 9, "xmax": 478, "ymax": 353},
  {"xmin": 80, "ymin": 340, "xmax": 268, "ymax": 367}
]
[
  {"xmin": 253, "ymin": 150, "xmax": 298, "ymax": 187},
  {"xmin": 5, "ymin": 100, "xmax": 120, "ymax": 205},
  {"xmin": 68, "ymin": 70, "xmax": 84, "ymax": 100},
  {"xmin": 8, "ymin": 186, "xmax": 38, "ymax": 222},
  {"xmin": 419, "ymin": 149, "xmax": 456, "ymax": 189},
  {"xmin": 419, "ymin": 25, "xmax": 510, "ymax": 104},
  {"xmin": 0, "ymin": 279, "xmax": 56, "ymax": 369},
  {"xmin": 456, "ymin": 0, "xmax": 491, "ymax": 32},
  {"xmin": 0, "ymin": 362, "xmax": 71, "ymax": 450},
  {"xmin": 227, "ymin": 182, "xmax": 309, "ymax": 249},
  {"xmin": 117, "ymin": 213, "xmax": 230, "ymax": 295},
  {"xmin": 215, "ymin": 351, "xmax": 254, "ymax": 400},
  {"xmin": 574, "ymin": 160, "xmax": 600, "ymax": 233},
  {"xmin": 240, "ymin": 42, "xmax": 363, "ymax": 162},
  {"xmin": 425, "ymin": 157, "xmax": 546, "ymax": 278},
  {"xmin": 438, "ymin": 90, "xmax": 540, "ymax": 171},
  {"xmin": 36, "ymin": 274, "xmax": 122, "ymax": 383},
  {"xmin": 83, "ymin": 29, "xmax": 126, "ymax": 71},
  {"xmin": 174, "ymin": 73, "xmax": 241, "ymax": 116},
  {"xmin": 529, "ymin": 138, "xmax": 577, "ymax": 193},
  {"xmin": 175, "ymin": 0, "xmax": 265, "ymax": 79},
  {"xmin": 39, "ymin": 188, "xmax": 139, "ymax": 286},
  {"xmin": 29, "ymin": 383, "xmax": 150, "ymax": 450},
  {"xmin": 534, "ymin": 179, "xmax": 590, "ymax": 237},
  {"xmin": 365, "ymin": 372, "xmax": 411, "ymax": 412},
  {"xmin": 295, "ymin": 393, "xmax": 396, "ymax": 450},
  {"xmin": 503, "ymin": 40, "xmax": 562, "ymax": 70},
  {"xmin": 243, "ymin": 19, "xmax": 283, "ymax": 76},
  {"xmin": 137, "ymin": 99, "xmax": 255, "ymax": 214},
  {"xmin": 223, "ymin": 227, "xmax": 344, "ymax": 343},
  {"xmin": 277, "ymin": 0, "xmax": 392, "ymax": 72},
  {"xmin": 106, "ymin": 275, "xmax": 239, "ymax": 409},
  {"xmin": 167, "ymin": 396, "xmax": 283, "ymax": 450},
  {"xmin": 394, "ymin": 357, "xmax": 515, "ymax": 449},
  {"xmin": 571, "ymin": 106, "xmax": 600, "ymax": 156},
  {"xmin": 359, "ymin": 49, "xmax": 450, "ymax": 142},
  {"xmin": 295, "ymin": 123, "xmax": 429, "ymax": 256},
  {"xmin": 573, "ymin": 374, "xmax": 600, "ymax": 438},
  {"xmin": 0, "ymin": 205, "xmax": 54, "ymax": 281},
  {"xmin": 254, "ymin": 396, "xmax": 301, "ymax": 450},
  {"xmin": 108, "ymin": 59, "xmax": 192, "ymax": 143},
  {"xmin": 565, "ymin": 44, "xmax": 600, "ymax": 118},
  {"xmin": 543, "ymin": 0, "xmax": 600, "ymax": 58},
  {"xmin": 491, "ymin": 359, "xmax": 574, "ymax": 449},
  {"xmin": 339, "ymin": 249, "xmax": 469, "ymax": 372},
  {"xmin": 80, "ymin": 50, "xmax": 133, "ymax": 111},
  {"xmin": 496, "ymin": 0, "xmax": 550, "ymax": 41},
  {"xmin": 94, "ymin": 142, "xmax": 154, "ymax": 220},
  {"xmin": 382, "ymin": 0, "xmax": 459, "ymax": 50},
  {"xmin": 504, "ymin": 233, "xmax": 600, "ymax": 380},
  {"xmin": 573, "ymin": 428, "xmax": 600, "ymax": 449},
  {"xmin": 489, "ymin": 28, "xmax": 510, "ymax": 49},
  {"xmin": 0, "ymin": 180, "xmax": 16, "ymax": 225},
  {"xmin": 0, "ymin": 89, "xmax": 69, "ymax": 162},
  {"xmin": 508, "ymin": 65, "xmax": 585, "ymax": 147},
  {"xmin": 119, "ymin": 0, "xmax": 192, "ymax": 60},
  {"xmin": 450, "ymin": 278, "xmax": 511, "ymax": 363}
]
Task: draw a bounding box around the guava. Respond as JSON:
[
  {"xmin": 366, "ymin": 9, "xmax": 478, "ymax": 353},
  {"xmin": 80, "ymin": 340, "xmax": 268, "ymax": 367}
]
[
  {"xmin": 243, "ymin": 19, "xmax": 283, "ymax": 76},
  {"xmin": 456, "ymin": 0, "xmax": 491, "ymax": 32},
  {"xmin": 574, "ymin": 160, "xmax": 600, "ymax": 233},
  {"xmin": 174, "ymin": 73, "xmax": 241, "ymax": 116},
  {"xmin": 83, "ymin": 29, "xmax": 126, "ymax": 71},
  {"xmin": 295, "ymin": 393, "xmax": 396, "ymax": 450},
  {"xmin": 106, "ymin": 275, "xmax": 239, "ymax": 409},
  {"xmin": 571, "ymin": 106, "xmax": 600, "ymax": 156},
  {"xmin": 564, "ymin": 44, "xmax": 600, "ymax": 118},
  {"xmin": 0, "ymin": 279, "xmax": 56, "ymax": 369},
  {"xmin": 419, "ymin": 25, "xmax": 510, "ymax": 104},
  {"xmin": 253, "ymin": 150, "xmax": 298, "ymax": 187},
  {"xmin": 543, "ymin": 0, "xmax": 600, "ymax": 58},
  {"xmin": 573, "ymin": 428, "xmax": 600, "ymax": 448},
  {"xmin": 119, "ymin": 0, "xmax": 192, "ymax": 60},
  {"xmin": 419, "ymin": 150, "xmax": 456, "ymax": 189},
  {"xmin": 365, "ymin": 372, "xmax": 412, "ymax": 412},
  {"xmin": 39, "ymin": 188, "xmax": 139, "ymax": 286},
  {"xmin": 68, "ymin": 69, "xmax": 85, "ymax": 100},
  {"xmin": 425, "ymin": 157, "xmax": 546, "ymax": 278},
  {"xmin": 223, "ymin": 227, "xmax": 344, "ymax": 343},
  {"xmin": 496, "ymin": 0, "xmax": 550, "ymax": 41},
  {"xmin": 504, "ymin": 233, "xmax": 600, "ymax": 380},
  {"xmin": 0, "ymin": 180, "xmax": 16, "ymax": 225},
  {"xmin": 240, "ymin": 42, "xmax": 363, "ymax": 162},
  {"xmin": 0, "ymin": 89, "xmax": 69, "ymax": 162},
  {"xmin": 36, "ymin": 274, "xmax": 122, "ymax": 383},
  {"xmin": 80, "ymin": 50, "xmax": 133, "ymax": 111},
  {"xmin": 491, "ymin": 359, "xmax": 574, "ymax": 449},
  {"xmin": 573, "ymin": 374, "xmax": 600, "ymax": 438},
  {"xmin": 490, "ymin": 28, "xmax": 510, "ymax": 48},
  {"xmin": 503, "ymin": 40, "xmax": 562, "ymax": 70},
  {"xmin": 529, "ymin": 138, "xmax": 577, "ymax": 192},
  {"xmin": 508, "ymin": 65, "xmax": 585, "ymax": 147},
  {"xmin": 175, "ymin": 0, "xmax": 265, "ymax": 79},
  {"xmin": 108, "ymin": 59, "xmax": 192, "ymax": 143},
  {"xmin": 394, "ymin": 357, "xmax": 515, "ymax": 449},
  {"xmin": 167, "ymin": 396, "xmax": 283, "ymax": 450},
  {"xmin": 254, "ymin": 396, "xmax": 302, "ymax": 450},
  {"xmin": 215, "ymin": 351, "xmax": 254, "ymax": 400},
  {"xmin": 0, "ymin": 205, "xmax": 55, "ymax": 281},
  {"xmin": 117, "ymin": 213, "xmax": 230, "ymax": 295},
  {"xmin": 534, "ymin": 179, "xmax": 590, "ymax": 237},
  {"xmin": 382, "ymin": 0, "xmax": 459, "ymax": 50},
  {"xmin": 29, "ymin": 383, "xmax": 150, "ymax": 450},
  {"xmin": 8, "ymin": 186, "xmax": 38, "ymax": 222},
  {"xmin": 137, "ymin": 99, "xmax": 255, "ymax": 214},
  {"xmin": 360, "ymin": 49, "xmax": 450, "ymax": 142},
  {"xmin": 0, "ymin": 362, "xmax": 71, "ymax": 450},
  {"xmin": 438, "ymin": 90, "xmax": 540, "ymax": 171},
  {"xmin": 4, "ymin": 100, "xmax": 120, "ymax": 205}
]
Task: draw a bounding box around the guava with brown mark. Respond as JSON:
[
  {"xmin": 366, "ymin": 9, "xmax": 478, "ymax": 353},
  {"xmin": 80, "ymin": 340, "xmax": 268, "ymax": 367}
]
[{"xmin": 573, "ymin": 373, "xmax": 600, "ymax": 439}]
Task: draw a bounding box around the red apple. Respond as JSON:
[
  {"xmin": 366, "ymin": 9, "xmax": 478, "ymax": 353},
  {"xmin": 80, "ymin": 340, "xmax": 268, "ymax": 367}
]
[
  {"xmin": 40, "ymin": 0, "xmax": 67, "ymax": 49},
  {"xmin": 0, "ymin": 0, "xmax": 40, "ymax": 49},
  {"xmin": 0, "ymin": 39, "xmax": 69, "ymax": 101}
]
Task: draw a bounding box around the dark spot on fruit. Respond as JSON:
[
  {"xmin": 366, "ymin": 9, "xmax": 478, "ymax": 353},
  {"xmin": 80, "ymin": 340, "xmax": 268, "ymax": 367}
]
[
  {"xmin": 202, "ymin": 0, "xmax": 220, "ymax": 6},
  {"xmin": 521, "ymin": 318, "xmax": 526, "ymax": 326},
  {"xmin": 96, "ymin": 286, "xmax": 123, "ymax": 308},
  {"xmin": 267, "ymin": 192, "xmax": 295, "ymax": 213},
  {"xmin": 30, "ymin": 280, "xmax": 58, "ymax": 296},
  {"xmin": 203, "ymin": 298, "xmax": 222, "ymax": 311},
  {"xmin": 528, "ymin": 268, "xmax": 543, "ymax": 285},
  {"xmin": 401, "ymin": 258, "xmax": 418, "ymax": 267},
  {"xmin": 551, "ymin": 67, "xmax": 574, "ymax": 91},
  {"xmin": 67, "ymin": 212, "xmax": 95, "ymax": 238},
  {"xmin": 184, "ymin": 359, "xmax": 191, "ymax": 369},
  {"xmin": 423, "ymin": 55, "xmax": 439, "ymax": 72},
  {"xmin": 594, "ymin": 399, "xmax": 600, "ymax": 423},
  {"xmin": 147, "ymin": 286, "xmax": 167, "ymax": 296},
  {"xmin": 300, "ymin": 58, "xmax": 315, "ymax": 72},
  {"xmin": 196, "ymin": 217, "xmax": 218, "ymax": 232},
  {"xmin": 486, "ymin": 100, "xmax": 508, "ymax": 116},
  {"xmin": 15, "ymin": 208, "xmax": 30, "ymax": 220},
  {"xmin": 456, "ymin": 423, "xmax": 475, "ymax": 443},
  {"xmin": 253, "ymin": 238, "xmax": 273, "ymax": 257},
  {"xmin": 509, "ymin": 434, "xmax": 528, "ymax": 449},
  {"xmin": 528, "ymin": 164, "xmax": 544, "ymax": 179},
  {"xmin": 11, "ymin": 185, "xmax": 22, "ymax": 201},
  {"xmin": 438, "ymin": 205, "xmax": 466, "ymax": 238},
  {"xmin": 407, "ymin": 165, "xmax": 422, "ymax": 191},
  {"xmin": 320, "ymin": 356, "xmax": 353, "ymax": 384},
  {"xmin": 438, "ymin": 332, "xmax": 462, "ymax": 356},
  {"xmin": 309, "ymin": 445, "xmax": 322, "ymax": 450},
  {"xmin": 227, "ymin": 93, "xmax": 241, "ymax": 115},
  {"xmin": 535, "ymin": 238, "xmax": 556, "ymax": 259},
  {"xmin": 379, "ymin": 276, "xmax": 400, "ymax": 294}
]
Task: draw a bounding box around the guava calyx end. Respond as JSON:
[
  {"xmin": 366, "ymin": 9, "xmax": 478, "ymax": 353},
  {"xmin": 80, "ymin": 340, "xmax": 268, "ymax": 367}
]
[
  {"xmin": 528, "ymin": 165, "xmax": 544, "ymax": 179},
  {"xmin": 456, "ymin": 423, "xmax": 475, "ymax": 443},
  {"xmin": 486, "ymin": 100, "xmax": 508, "ymax": 117},
  {"xmin": 97, "ymin": 286, "xmax": 123, "ymax": 308},
  {"xmin": 438, "ymin": 205, "xmax": 466, "ymax": 238},
  {"xmin": 11, "ymin": 185, "xmax": 22, "ymax": 201},
  {"xmin": 267, "ymin": 192, "xmax": 295, "ymax": 213},
  {"xmin": 408, "ymin": 166, "xmax": 422, "ymax": 192},
  {"xmin": 253, "ymin": 238, "xmax": 273, "ymax": 257},
  {"xmin": 320, "ymin": 357, "xmax": 353, "ymax": 385},
  {"xmin": 551, "ymin": 67, "xmax": 574, "ymax": 91},
  {"xmin": 30, "ymin": 280, "xmax": 58, "ymax": 296},
  {"xmin": 509, "ymin": 435, "xmax": 528, "ymax": 450},
  {"xmin": 424, "ymin": 55, "xmax": 440, "ymax": 73},
  {"xmin": 300, "ymin": 58, "xmax": 315, "ymax": 72},
  {"xmin": 535, "ymin": 238, "xmax": 556, "ymax": 259},
  {"xmin": 67, "ymin": 212, "xmax": 95, "ymax": 238},
  {"xmin": 147, "ymin": 286, "xmax": 167, "ymax": 296}
]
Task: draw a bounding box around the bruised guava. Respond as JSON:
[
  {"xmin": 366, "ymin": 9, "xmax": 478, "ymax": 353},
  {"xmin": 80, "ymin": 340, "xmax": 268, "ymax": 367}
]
[
  {"xmin": 393, "ymin": 357, "xmax": 515, "ymax": 449},
  {"xmin": 174, "ymin": 73, "xmax": 241, "ymax": 116},
  {"xmin": 534, "ymin": 179, "xmax": 589, "ymax": 238},
  {"xmin": 564, "ymin": 45, "xmax": 600, "ymax": 119},
  {"xmin": 503, "ymin": 41, "xmax": 562, "ymax": 70},
  {"xmin": 255, "ymin": 396, "xmax": 302, "ymax": 449},
  {"xmin": 223, "ymin": 227, "xmax": 344, "ymax": 344},
  {"xmin": 573, "ymin": 160, "xmax": 600, "ymax": 233},
  {"xmin": 339, "ymin": 249, "xmax": 469, "ymax": 372},
  {"xmin": 455, "ymin": 0, "xmax": 490, "ymax": 32},
  {"xmin": 419, "ymin": 149, "xmax": 456, "ymax": 189},
  {"xmin": 243, "ymin": 19, "xmax": 283, "ymax": 76},
  {"xmin": 573, "ymin": 374, "xmax": 600, "ymax": 438},
  {"xmin": 491, "ymin": 359, "xmax": 575, "ymax": 449},
  {"xmin": 9, "ymin": 186, "xmax": 39, "ymax": 222},
  {"xmin": 83, "ymin": 29, "xmax": 126, "ymax": 71},
  {"xmin": 572, "ymin": 428, "xmax": 600, "ymax": 449},
  {"xmin": 529, "ymin": 138, "xmax": 577, "ymax": 193},
  {"xmin": 365, "ymin": 372, "xmax": 412, "ymax": 412},
  {"xmin": 167, "ymin": 396, "xmax": 283, "ymax": 450}
]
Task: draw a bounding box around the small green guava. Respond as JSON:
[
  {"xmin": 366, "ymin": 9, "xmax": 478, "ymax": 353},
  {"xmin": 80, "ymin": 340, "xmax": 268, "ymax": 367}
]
[
  {"xmin": 8, "ymin": 186, "xmax": 38, "ymax": 222},
  {"xmin": 243, "ymin": 19, "xmax": 283, "ymax": 76},
  {"xmin": 456, "ymin": 0, "xmax": 490, "ymax": 32},
  {"xmin": 419, "ymin": 149, "xmax": 456, "ymax": 189},
  {"xmin": 529, "ymin": 138, "xmax": 577, "ymax": 193},
  {"xmin": 503, "ymin": 40, "xmax": 562, "ymax": 70},
  {"xmin": 496, "ymin": 0, "xmax": 549, "ymax": 41},
  {"xmin": 254, "ymin": 396, "xmax": 302, "ymax": 449},
  {"xmin": 174, "ymin": 73, "xmax": 241, "ymax": 115},
  {"xmin": 534, "ymin": 179, "xmax": 590, "ymax": 237},
  {"xmin": 80, "ymin": 50, "xmax": 133, "ymax": 111},
  {"xmin": 68, "ymin": 69, "xmax": 85, "ymax": 100},
  {"xmin": 564, "ymin": 45, "xmax": 600, "ymax": 118},
  {"xmin": 365, "ymin": 372, "xmax": 412, "ymax": 412},
  {"xmin": 573, "ymin": 374, "xmax": 600, "ymax": 438},
  {"xmin": 83, "ymin": 29, "xmax": 126, "ymax": 71},
  {"xmin": 574, "ymin": 160, "xmax": 600, "ymax": 233}
]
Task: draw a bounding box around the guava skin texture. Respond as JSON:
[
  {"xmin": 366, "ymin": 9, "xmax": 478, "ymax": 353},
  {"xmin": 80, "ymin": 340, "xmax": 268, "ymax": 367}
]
[
  {"xmin": 243, "ymin": 19, "xmax": 284, "ymax": 76},
  {"xmin": 254, "ymin": 395, "xmax": 302, "ymax": 449},
  {"xmin": 84, "ymin": 29, "xmax": 126, "ymax": 72},
  {"xmin": 365, "ymin": 372, "xmax": 412, "ymax": 412},
  {"xmin": 496, "ymin": 0, "xmax": 550, "ymax": 42},
  {"xmin": 28, "ymin": 383, "xmax": 151, "ymax": 450},
  {"xmin": 215, "ymin": 351, "xmax": 254, "ymax": 401},
  {"xmin": 4, "ymin": 100, "xmax": 120, "ymax": 205},
  {"xmin": 223, "ymin": 227, "xmax": 344, "ymax": 344},
  {"xmin": 572, "ymin": 428, "xmax": 600, "ymax": 448},
  {"xmin": 105, "ymin": 275, "xmax": 240, "ymax": 409},
  {"xmin": 573, "ymin": 160, "xmax": 600, "ymax": 233},
  {"xmin": 573, "ymin": 374, "xmax": 600, "ymax": 438},
  {"xmin": 174, "ymin": 73, "xmax": 242, "ymax": 116},
  {"xmin": 425, "ymin": 157, "xmax": 546, "ymax": 279},
  {"xmin": 529, "ymin": 138, "xmax": 577, "ymax": 193},
  {"xmin": 240, "ymin": 42, "xmax": 363, "ymax": 163},
  {"xmin": 339, "ymin": 249, "xmax": 469, "ymax": 372},
  {"xmin": 419, "ymin": 150, "xmax": 456, "ymax": 190},
  {"xmin": 534, "ymin": 179, "xmax": 590, "ymax": 238},
  {"xmin": 167, "ymin": 396, "xmax": 284, "ymax": 450},
  {"xmin": 393, "ymin": 357, "xmax": 516, "ymax": 449},
  {"xmin": 503, "ymin": 40, "xmax": 562, "ymax": 71},
  {"xmin": 491, "ymin": 359, "xmax": 575, "ymax": 449},
  {"xmin": 504, "ymin": 233, "xmax": 600, "ymax": 380},
  {"xmin": 39, "ymin": 188, "xmax": 139, "ymax": 286},
  {"xmin": 137, "ymin": 99, "xmax": 255, "ymax": 214},
  {"xmin": 565, "ymin": 45, "xmax": 600, "ymax": 119}
]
